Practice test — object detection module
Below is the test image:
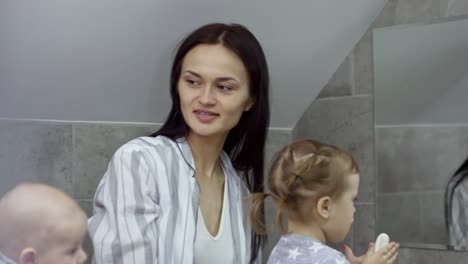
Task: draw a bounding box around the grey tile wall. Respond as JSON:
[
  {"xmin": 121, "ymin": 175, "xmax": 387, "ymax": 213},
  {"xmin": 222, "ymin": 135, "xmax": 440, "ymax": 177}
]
[
  {"xmin": 263, "ymin": 129, "xmax": 292, "ymax": 263},
  {"xmin": 394, "ymin": 0, "xmax": 449, "ymax": 25},
  {"xmin": 0, "ymin": 119, "xmax": 292, "ymax": 264},
  {"xmin": 317, "ymin": 56, "xmax": 352, "ymax": 98},
  {"xmin": 376, "ymin": 126, "xmax": 468, "ymax": 193},
  {"xmin": 292, "ymin": 95, "xmax": 376, "ymax": 256},
  {"xmin": 396, "ymin": 247, "xmax": 468, "ymax": 264},
  {"xmin": 72, "ymin": 123, "xmax": 159, "ymax": 199},
  {"xmin": 297, "ymin": 3, "xmax": 468, "ymax": 261},
  {"xmin": 421, "ymin": 191, "xmax": 447, "ymax": 244},
  {"xmin": 0, "ymin": 120, "xmax": 73, "ymax": 196},
  {"xmin": 444, "ymin": 0, "xmax": 468, "ymax": 16},
  {"xmin": 377, "ymin": 192, "xmax": 423, "ymax": 243},
  {"xmin": 353, "ymin": 203, "xmax": 376, "ymax": 255},
  {"xmin": 0, "ymin": 120, "xmax": 160, "ymax": 264},
  {"xmin": 352, "ymin": 30, "xmax": 374, "ymax": 95},
  {"xmin": 293, "ymin": 96, "xmax": 375, "ymax": 203}
]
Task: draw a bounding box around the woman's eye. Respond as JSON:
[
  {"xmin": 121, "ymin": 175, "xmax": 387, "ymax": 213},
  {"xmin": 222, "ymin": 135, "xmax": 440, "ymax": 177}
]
[
  {"xmin": 186, "ymin": 79, "xmax": 200, "ymax": 86},
  {"xmin": 218, "ymin": 85, "xmax": 233, "ymax": 91}
]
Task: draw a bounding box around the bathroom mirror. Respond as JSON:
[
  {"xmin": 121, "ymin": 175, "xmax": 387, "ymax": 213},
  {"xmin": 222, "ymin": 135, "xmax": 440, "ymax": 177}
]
[{"xmin": 374, "ymin": 15, "xmax": 468, "ymax": 251}]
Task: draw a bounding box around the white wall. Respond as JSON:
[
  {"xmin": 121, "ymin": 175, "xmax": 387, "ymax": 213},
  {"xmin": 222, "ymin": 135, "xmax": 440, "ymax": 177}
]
[{"xmin": 0, "ymin": 0, "xmax": 386, "ymax": 128}]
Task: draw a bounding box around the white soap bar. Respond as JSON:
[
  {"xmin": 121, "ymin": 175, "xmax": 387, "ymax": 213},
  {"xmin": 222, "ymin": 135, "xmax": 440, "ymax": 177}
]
[{"xmin": 374, "ymin": 233, "xmax": 390, "ymax": 252}]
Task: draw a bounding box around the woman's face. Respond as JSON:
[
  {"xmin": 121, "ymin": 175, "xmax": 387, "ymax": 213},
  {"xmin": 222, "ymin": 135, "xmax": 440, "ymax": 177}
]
[{"xmin": 178, "ymin": 44, "xmax": 253, "ymax": 139}]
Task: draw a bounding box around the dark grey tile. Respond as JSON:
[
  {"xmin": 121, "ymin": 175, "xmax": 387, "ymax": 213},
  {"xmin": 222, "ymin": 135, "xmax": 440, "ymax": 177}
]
[
  {"xmin": 318, "ymin": 56, "xmax": 352, "ymax": 98},
  {"xmin": 263, "ymin": 198, "xmax": 282, "ymax": 263},
  {"xmin": 0, "ymin": 120, "xmax": 73, "ymax": 197},
  {"xmin": 265, "ymin": 129, "xmax": 292, "ymax": 166},
  {"xmin": 376, "ymin": 126, "xmax": 468, "ymax": 193},
  {"xmin": 262, "ymin": 129, "xmax": 291, "ymax": 262},
  {"xmin": 394, "ymin": 0, "xmax": 448, "ymax": 25},
  {"xmin": 78, "ymin": 199, "xmax": 94, "ymax": 218},
  {"xmin": 352, "ymin": 30, "xmax": 373, "ymax": 95},
  {"xmin": 265, "ymin": 129, "xmax": 291, "ymax": 190},
  {"xmin": 353, "ymin": 203, "xmax": 376, "ymax": 256},
  {"xmin": 78, "ymin": 199, "xmax": 94, "ymax": 264},
  {"xmin": 293, "ymin": 96, "xmax": 375, "ymax": 203},
  {"xmin": 421, "ymin": 191, "xmax": 448, "ymax": 245},
  {"xmin": 72, "ymin": 123, "xmax": 159, "ymax": 199},
  {"xmin": 396, "ymin": 247, "xmax": 468, "ymax": 264},
  {"xmin": 372, "ymin": 0, "xmax": 398, "ymax": 28},
  {"xmin": 443, "ymin": 0, "xmax": 468, "ymax": 16},
  {"xmin": 376, "ymin": 193, "xmax": 423, "ymax": 244}
]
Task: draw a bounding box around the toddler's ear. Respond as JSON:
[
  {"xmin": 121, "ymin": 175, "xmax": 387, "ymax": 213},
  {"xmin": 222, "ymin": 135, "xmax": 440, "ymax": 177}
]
[
  {"xmin": 19, "ymin": 247, "xmax": 37, "ymax": 264},
  {"xmin": 317, "ymin": 196, "xmax": 331, "ymax": 219}
]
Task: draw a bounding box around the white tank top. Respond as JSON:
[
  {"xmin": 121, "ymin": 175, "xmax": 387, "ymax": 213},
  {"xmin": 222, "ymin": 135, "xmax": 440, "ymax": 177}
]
[{"xmin": 194, "ymin": 181, "xmax": 235, "ymax": 264}]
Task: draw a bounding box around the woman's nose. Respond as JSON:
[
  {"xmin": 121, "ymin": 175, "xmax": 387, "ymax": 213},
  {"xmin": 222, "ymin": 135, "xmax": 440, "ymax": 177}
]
[{"xmin": 198, "ymin": 85, "xmax": 216, "ymax": 105}]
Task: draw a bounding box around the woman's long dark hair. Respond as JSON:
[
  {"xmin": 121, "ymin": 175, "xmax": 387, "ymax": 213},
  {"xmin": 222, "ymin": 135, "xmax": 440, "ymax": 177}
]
[
  {"xmin": 151, "ymin": 23, "xmax": 270, "ymax": 262},
  {"xmin": 445, "ymin": 157, "xmax": 468, "ymax": 238}
]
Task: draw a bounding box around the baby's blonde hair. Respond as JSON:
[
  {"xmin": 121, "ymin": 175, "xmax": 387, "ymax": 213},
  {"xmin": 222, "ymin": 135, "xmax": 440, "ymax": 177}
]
[{"xmin": 250, "ymin": 139, "xmax": 358, "ymax": 234}]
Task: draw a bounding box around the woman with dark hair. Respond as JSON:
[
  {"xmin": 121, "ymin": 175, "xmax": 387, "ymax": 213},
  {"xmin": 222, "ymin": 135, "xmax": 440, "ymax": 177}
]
[
  {"xmin": 89, "ymin": 23, "xmax": 269, "ymax": 264},
  {"xmin": 446, "ymin": 157, "xmax": 468, "ymax": 249}
]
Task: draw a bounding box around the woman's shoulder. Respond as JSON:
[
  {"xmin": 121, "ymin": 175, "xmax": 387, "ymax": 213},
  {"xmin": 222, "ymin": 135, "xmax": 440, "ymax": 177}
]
[
  {"xmin": 118, "ymin": 135, "xmax": 176, "ymax": 151},
  {"xmin": 112, "ymin": 135, "xmax": 180, "ymax": 161}
]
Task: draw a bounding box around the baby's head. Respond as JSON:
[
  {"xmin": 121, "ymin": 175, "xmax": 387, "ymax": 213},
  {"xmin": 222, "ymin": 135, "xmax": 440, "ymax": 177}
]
[
  {"xmin": 0, "ymin": 183, "xmax": 88, "ymax": 264},
  {"xmin": 251, "ymin": 139, "xmax": 359, "ymax": 243}
]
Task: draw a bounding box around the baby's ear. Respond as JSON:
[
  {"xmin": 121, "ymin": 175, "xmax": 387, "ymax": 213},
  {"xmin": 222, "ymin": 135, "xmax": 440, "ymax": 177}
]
[
  {"xmin": 316, "ymin": 196, "xmax": 331, "ymax": 219},
  {"xmin": 19, "ymin": 248, "xmax": 37, "ymax": 264}
]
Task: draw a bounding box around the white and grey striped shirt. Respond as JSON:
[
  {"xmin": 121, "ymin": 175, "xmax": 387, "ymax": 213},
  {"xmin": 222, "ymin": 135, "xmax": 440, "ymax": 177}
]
[
  {"xmin": 0, "ymin": 252, "xmax": 15, "ymax": 264},
  {"xmin": 88, "ymin": 136, "xmax": 260, "ymax": 264}
]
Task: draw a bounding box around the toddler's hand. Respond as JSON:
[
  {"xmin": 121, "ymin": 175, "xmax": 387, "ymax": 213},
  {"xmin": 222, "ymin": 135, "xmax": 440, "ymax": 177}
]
[{"xmin": 363, "ymin": 242, "xmax": 399, "ymax": 264}]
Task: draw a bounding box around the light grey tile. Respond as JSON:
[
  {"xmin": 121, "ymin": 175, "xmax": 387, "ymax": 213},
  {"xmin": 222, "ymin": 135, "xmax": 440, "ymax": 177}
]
[
  {"xmin": 263, "ymin": 198, "xmax": 282, "ymax": 263},
  {"xmin": 394, "ymin": 0, "xmax": 448, "ymax": 25},
  {"xmin": 72, "ymin": 123, "xmax": 159, "ymax": 199},
  {"xmin": 461, "ymin": 126, "xmax": 468, "ymax": 156},
  {"xmin": 396, "ymin": 247, "xmax": 468, "ymax": 264},
  {"xmin": 372, "ymin": 0, "xmax": 398, "ymax": 28},
  {"xmin": 421, "ymin": 191, "xmax": 448, "ymax": 245},
  {"xmin": 376, "ymin": 126, "xmax": 468, "ymax": 193},
  {"xmin": 352, "ymin": 30, "xmax": 373, "ymax": 95},
  {"xmin": 293, "ymin": 96, "xmax": 375, "ymax": 203},
  {"xmin": 83, "ymin": 232, "xmax": 93, "ymax": 264},
  {"xmin": 353, "ymin": 203, "xmax": 376, "ymax": 256},
  {"xmin": 0, "ymin": 120, "xmax": 73, "ymax": 197},
  {"xmin": 78, "ymin": 199, "xmax": 94, "ymax": 264},
  {"xmin": 444, "ymin": 0, "xmax": 468, "ymax": 16},
  {"xmin": 318, "ymin": 56, "xmax": 352, "ymax": 98},
  {"xmin": 376, "ymin": 193, "xmax": 423, "ymax": 244},
  {"xmin": 78, "ymin": 199, "xmax": 94, "ymax": 218},
  {"xmin": 265, "ymin": 129, "xmax": 292, "ymax": 167},
  {"xmin": 262, "ymin": 129, "xmax": 291, "ymax": 262},
  {"xmin": 265, "ymin": 129, "xmax": 292, "ymax": 190}
]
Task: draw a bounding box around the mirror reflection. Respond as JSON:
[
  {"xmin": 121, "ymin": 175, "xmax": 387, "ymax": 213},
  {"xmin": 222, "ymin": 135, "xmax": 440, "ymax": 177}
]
[{"xmin": 374, "ymin": 15, "xmax": 468, "ymax": 251}]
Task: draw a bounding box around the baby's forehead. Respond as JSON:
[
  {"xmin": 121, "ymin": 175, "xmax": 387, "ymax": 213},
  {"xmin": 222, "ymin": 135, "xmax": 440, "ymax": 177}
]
[{"xmin": 45, "ymin": 213, "xmax": 87, "ymax": 242}]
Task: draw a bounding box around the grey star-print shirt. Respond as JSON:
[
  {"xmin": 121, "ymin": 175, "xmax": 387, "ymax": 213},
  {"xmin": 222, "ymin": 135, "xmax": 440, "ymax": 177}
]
[{"xmin": 267, "ymin": 234, "xmax": 350, "ymax": 264}]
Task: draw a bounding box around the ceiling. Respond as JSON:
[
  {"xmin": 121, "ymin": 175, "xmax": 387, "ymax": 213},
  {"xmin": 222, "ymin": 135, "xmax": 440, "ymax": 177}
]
[{"xmin": 0, "ymin": 0, "xmax": 387, "ymax": 128}]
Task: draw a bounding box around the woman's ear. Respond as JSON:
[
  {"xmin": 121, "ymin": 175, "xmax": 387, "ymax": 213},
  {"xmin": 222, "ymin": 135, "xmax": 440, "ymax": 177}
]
[
  {"xmin": 19, "ymin": 248, "xmax": 37, "ymax": 264},
  {"xmin": 244, "ymin": 96, "xmax": 255, "ymax": 111},
  {"xmin": 317, "ymin": 196, "xmax": 332, "ymax": 219}
]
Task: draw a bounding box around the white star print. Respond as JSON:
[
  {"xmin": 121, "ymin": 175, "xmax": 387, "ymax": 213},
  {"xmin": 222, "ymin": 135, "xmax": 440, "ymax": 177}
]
[
  {"xmin": 335, "ymin": 258, "xmax": 347, "ymax": 264},
  {"xmin": 308, "ymin": 242, "xmax": 323, "ymax": 253},
  {"xmin": 287, "ymin": 247, "xmax": 302, "ymax": 260}
]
